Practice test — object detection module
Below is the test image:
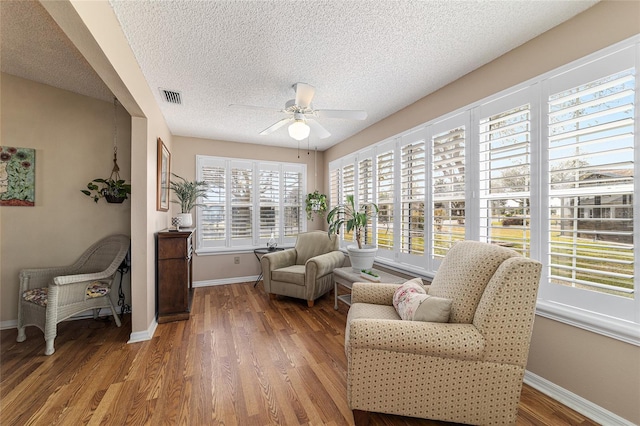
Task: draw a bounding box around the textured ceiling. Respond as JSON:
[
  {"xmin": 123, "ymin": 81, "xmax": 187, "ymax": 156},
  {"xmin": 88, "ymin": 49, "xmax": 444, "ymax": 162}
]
[
  {"xmin": 2, "ymin": 1, "xmax": 598, "ymax": 151},
  {"xmin": 0, "ymin": 1, "xmax": 113, "ymax": 103}
]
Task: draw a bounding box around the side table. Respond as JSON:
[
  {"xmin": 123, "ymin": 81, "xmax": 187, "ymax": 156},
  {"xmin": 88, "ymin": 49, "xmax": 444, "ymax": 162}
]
[
  {"xmin": 333, "ymin": 266, "xmax": 407, "ymax": 309},
  {"xmin": 253, "ymin": 247, "xmax": 285, "ymax": 287}
]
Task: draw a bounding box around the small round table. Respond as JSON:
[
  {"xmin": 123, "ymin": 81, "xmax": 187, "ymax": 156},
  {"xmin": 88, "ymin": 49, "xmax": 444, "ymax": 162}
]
[{"xmin": 253, "ymin": 247, "xmax": 285, "ymax": 287}]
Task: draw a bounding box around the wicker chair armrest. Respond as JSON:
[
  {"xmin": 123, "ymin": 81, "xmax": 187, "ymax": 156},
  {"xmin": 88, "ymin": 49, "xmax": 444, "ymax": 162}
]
[
  {"xmin": 53, "ymin": 272, "xmax": 115, "ymax": 286},
  {"xmin": 19, "ymin": 267, "xmax": 74, "ymax": 292},
  {"xmin": 348, "ymin": 319, "xmax": 485, "ymax": 361}
]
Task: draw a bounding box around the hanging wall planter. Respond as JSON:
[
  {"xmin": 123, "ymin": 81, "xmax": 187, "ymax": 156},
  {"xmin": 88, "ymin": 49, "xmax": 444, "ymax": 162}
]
[
  {"xmin": 80, "ymin": 98, "xmax": 131, "ymax": 204},
  {"xmin": 305, "ymin": 190, "xmax": 327, "ymax": 221}
]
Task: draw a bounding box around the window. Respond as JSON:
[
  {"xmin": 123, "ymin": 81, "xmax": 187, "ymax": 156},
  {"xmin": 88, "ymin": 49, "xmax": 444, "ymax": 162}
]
[
  {"xmin": 376, "ymin": 146, "xmax": 394, "ymax": 253},
  {"xmin": 341, "ymin": 163, "xmax": 355, "ymax": 243},
  {"xmin": 358, "ymin": 156, "xmax": 374, "ymax": 246},
  {"xmin": 431, "ymin": 120, "xmax": 466, "ymax": 261},
  {"xmin": 478, "ymin": 98, "xmax": 532, "ymax": 256},
  {"xmin": 329, "ymin": 36, "xmax": 639, "ymax": 342},
  {"xmin": 400, "ymin": 131, "xmax": 426, "ymax": 257},
  {"xmin": 197, "ymin": 156, "xmax": 305, "ymax": 251}
]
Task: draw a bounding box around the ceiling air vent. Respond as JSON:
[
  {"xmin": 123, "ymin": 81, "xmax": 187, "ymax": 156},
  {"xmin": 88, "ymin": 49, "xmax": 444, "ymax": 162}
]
[{"xmin": 160, "ymin": 88, "xmax": 182, "ymax": 105}]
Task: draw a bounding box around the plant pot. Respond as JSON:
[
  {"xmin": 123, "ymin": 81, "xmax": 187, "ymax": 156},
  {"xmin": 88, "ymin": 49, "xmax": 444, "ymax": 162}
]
[
  {"xmin": 104, "ymin": 195, "xmax": 126, "ymax": 204},
  {"xmin": 177, "ymin": 213, "xmax": 193, "ymax": 228},
  {"xmin": 347, "ymin": 244, "xmax": 377, "ymax": 272}
]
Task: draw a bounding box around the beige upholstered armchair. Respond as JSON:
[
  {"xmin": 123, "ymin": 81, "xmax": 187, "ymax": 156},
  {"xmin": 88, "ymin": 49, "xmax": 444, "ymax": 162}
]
[
  {"xmin": 17, "ymin": 234, "xmax": 130, "ymax": 355},
  {"xmin": 345, "ymin": 240, "xmax": 542, "ymax": 426},
  {"xmin": 261, "ymin": 230, "xmax": 345, "ymax": 307}
]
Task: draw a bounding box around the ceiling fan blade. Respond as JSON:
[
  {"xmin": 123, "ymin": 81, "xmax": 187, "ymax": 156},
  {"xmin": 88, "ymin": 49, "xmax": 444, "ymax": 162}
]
[
  {"xmin": 229, "ymin": 104, "xmax": 282, "ymax": 113},
  {"xmin": 259, "ymin": 118, "xmax": 291, "ymax": 135},
  {"xmin": 307, "ymin": 119, "xmax": 331, "ymax": 139},
  {"xmin": 315, "ymin": 109, "xmax": 368, "ymax": 120},
  {"xmin": 294, "ymin": 83, "xmax": 315, "ymax": 109}
]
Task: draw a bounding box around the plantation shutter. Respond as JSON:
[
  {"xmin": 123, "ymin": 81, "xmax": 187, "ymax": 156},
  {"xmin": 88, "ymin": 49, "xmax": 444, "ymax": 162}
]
[
  {"xmin": 478, "ymin": 101, "xmax": 531, "ymax": 256},
  {"xmin": 358, "ymin": 157, "xmax": 374, "ymax": 246},
  {"xmin": 329, "ymin": 166, "xmax": 341, "ymax": 211},
  {"xmin": 342, "ymin": 163, "xmax": 355, "ymax": 243},
  {"xmin": 259, "ymin": 165, "xmax": 279, "ymax": 240},
  {"xmin": 230, "ymin": 162, "xmax": 253, "ymax": 245},
  {"xmin": 283, "ymin": 167, "xmax": 303, "ymax": 239},
  {"xmin": 431, "ymin": 124, "xmax": 466, "ymax": 260},
  {"xmin": 199, "ymin": 158, "xmax": 226, "ymax": 248},
  {"xmin": 376, "ymin": 148, "xmax": 394, "ymax": 252},
  {"xmin": 400, "ymin": 133, "xmax": 425, "ymax": 255},
  {"xmin": 547, "ymin": 67, "xmax": 635, "ymax": 298}
]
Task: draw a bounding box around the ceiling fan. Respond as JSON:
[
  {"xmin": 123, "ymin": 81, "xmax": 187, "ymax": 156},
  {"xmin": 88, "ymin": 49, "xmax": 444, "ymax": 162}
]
[{"xmin": 230, "ymin": 83, "xmax": 367, "ymax": 140}]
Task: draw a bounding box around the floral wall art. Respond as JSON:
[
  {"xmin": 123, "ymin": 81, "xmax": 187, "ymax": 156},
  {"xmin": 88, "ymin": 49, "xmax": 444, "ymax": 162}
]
[{"xmin": 0, "ymin": 146, "xmax": 35, "ymax": 206}]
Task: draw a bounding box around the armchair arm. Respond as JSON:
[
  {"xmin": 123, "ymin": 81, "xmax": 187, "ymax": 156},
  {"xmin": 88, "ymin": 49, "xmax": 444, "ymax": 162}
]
[
  {"xmin": 351, "ymin": 282, "xmax": 402, "ymax": 305},
  {"xmin": 261, "ymin": 248, "xmax": 296, "ymax": 272},
  {"xmin": 348, "ymin": 319, "xmax": 485, "ymax": 361},
  {"xmin": 305, "ymin": 250, "xmax": 345, "ymax": 279}
]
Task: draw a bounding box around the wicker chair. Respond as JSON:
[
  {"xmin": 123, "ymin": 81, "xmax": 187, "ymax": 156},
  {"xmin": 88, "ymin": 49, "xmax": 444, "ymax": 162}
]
[
  {"xmin": 345, "ymin": 241, "xmax": 542, "ymax": 426},
  {"xmin": 16, "ymin": 234, "xmax": 130, "ymax": 355}
]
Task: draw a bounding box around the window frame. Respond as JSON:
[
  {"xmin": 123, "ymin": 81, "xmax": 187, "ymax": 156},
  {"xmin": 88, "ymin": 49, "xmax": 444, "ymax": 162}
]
[
  {"xmin": 196, "ymin": 155, "xmax": 306, "ymax": 253},
  {"xmin": 328, "ymin": 35, "xmax": 640, "ymax": 345}
]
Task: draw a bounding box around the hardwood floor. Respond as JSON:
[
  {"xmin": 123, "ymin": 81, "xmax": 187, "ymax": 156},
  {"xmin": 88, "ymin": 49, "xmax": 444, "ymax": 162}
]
[{"xmin": 1, "ymin": 282, "xmax": 598, "ymax": 425}]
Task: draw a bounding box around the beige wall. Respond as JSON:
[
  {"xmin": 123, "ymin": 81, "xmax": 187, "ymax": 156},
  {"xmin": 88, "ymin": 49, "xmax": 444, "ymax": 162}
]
[
  {"xmin": 0, "ymin": 73, "xmax": 132, "ymax": 323},
  {"xmin": 43, "ymin": 0, "xmax": 175, "ymax": 336},
  {"xmin": 324, "ymin": 1, "xmax": 640, "ymax": 423},
  {"xmin": 171, "ymin": 136, "xmax": 325, "ymax": 282}
]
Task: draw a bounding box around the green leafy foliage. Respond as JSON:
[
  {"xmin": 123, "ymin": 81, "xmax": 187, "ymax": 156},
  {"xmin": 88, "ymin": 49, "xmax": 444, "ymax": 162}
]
[
  {"xmin": 305, "ymin": 190, "xmax": 327, "ymax": 221},
  {"xmin": 81, "ymin": 178, "xmax": 131, "ymax": 203},
  {"xmin": 170, "ymin": 173, "xmax": 208, "ymax": 213},
  {"xmin": 327, "ymin": 194, "xmax": 378, "ymax": 249}
]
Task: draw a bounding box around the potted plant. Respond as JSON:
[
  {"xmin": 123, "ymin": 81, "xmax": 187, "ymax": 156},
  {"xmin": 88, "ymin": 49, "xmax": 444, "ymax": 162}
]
[
  {"xmin": 305, "ymin": 190, "xmax": 327, "ymax": 221},
  {"xmin": 170, "ymin": 173, "xmax": 208, "ymax": 228},
  {"xmin": 81, "ymin": 178, "xmax": 131, "ymax": 203},
  {"xmin": 327, "ymin": 194, "xmax": 379, "ymax": 272}
]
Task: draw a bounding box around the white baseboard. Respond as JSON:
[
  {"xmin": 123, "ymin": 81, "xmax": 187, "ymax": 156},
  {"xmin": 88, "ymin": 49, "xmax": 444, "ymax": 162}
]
[
  {"xmin": 128, "ymin": 317, "xmax": 157, "ymax": 343},
  {"xmin": 1, "ymin": 308, "xmax": 121, "ymax": 330},
  {"xmin": 193, "ymin": 275, "xmax": 259, "ymax": 288},
  {"xmin": 1, "ymin": 319, "xmax": 17, "ymax": 330},
  {"xmin": 524, "ymin": 370, "xmax": 635, "ymax": 426}
]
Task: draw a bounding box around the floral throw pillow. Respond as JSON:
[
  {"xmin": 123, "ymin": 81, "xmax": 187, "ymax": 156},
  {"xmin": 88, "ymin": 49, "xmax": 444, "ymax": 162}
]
[
  {"xmin": 392, "ymin": 278, "xmax": 426, "ymax": 317},
  {"xmin": 393, "ymin": 278, "xmax": 452, "ymax": 322}
]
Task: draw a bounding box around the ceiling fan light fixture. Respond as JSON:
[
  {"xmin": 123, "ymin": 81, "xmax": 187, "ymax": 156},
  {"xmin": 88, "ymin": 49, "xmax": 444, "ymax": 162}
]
[{"xmin": 288, "ymin": 120, "xmax": 310, "ymax": 141}]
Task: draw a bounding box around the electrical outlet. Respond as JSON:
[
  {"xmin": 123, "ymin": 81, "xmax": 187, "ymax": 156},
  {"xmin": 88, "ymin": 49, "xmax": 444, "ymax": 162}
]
[{"xmin": 234, "ymin": 256, "xmax": 240, "ymax": 264}]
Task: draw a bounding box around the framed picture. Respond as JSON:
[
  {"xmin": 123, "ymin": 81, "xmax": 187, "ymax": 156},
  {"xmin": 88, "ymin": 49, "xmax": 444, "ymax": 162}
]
[
  {"xmin": 157, "ymin": 138, "xmax": 170, "ymax": 211},
  {"xmin": 0, "ymin": 146, "xmax": 35, "ymax": 206}
]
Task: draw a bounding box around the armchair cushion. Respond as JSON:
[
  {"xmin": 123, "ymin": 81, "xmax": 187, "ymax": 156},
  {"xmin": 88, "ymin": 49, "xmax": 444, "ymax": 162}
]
[
  {"xmin": 271, "ymin": 265, "xmax": 305, "ymax": 286},
  {"xmin": 23, "ymin": 288, "xmax": 48, "ymax": 307}
]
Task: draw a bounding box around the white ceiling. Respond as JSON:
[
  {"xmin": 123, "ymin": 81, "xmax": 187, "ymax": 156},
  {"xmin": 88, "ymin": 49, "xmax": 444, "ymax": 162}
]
[{"xmin": 2, "ymin": 1, "xmax": 598, "ymax": 151}]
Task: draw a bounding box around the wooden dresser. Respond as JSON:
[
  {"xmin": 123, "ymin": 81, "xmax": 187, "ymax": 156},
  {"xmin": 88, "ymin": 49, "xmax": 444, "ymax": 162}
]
[{"xmin": 156, "ymin": 228, "xmax": 194, "ymax": 323}]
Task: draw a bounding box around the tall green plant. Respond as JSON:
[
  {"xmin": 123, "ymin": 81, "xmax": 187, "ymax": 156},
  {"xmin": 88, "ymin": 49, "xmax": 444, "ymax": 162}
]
[
  {"xmin": 327, "ymin": 194, "xmax": 378, "ymax": 249},
  {"xmin": 170, "ymin": 173, "xmax": 208, "ymax": 213}
]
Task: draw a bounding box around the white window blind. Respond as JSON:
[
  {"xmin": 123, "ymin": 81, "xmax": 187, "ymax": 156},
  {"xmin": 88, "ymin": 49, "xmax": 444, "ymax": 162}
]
[
  {"xmin": 400, "ymin": 136, "xmax": 425, "ymax": 255},
  {"xmin": 231, "ymin": 164, "xmax": 253, "ymax": 243},
  {"xmin": 432, "ymin": 125, "xmax": 466, "ymax": 259},
  {"xmin": 342, "ymin": 163, "xmax": 355, "ymax": 243},
  {"xmin": 376, "ymin": 148, "xmax": 394, "ymax": 251},
  {"xmin": 547, "ymin": 68, "xmax": 635, "ymax": 299},
  {"xmin": 200, "ymin": 161, "xmax": 226, "ymax": 246},
  {"xmin": 358, "ymin": 157, "xmax": 374, "ymax": 246},
  {"xmin": 283, "ymin": 168, "xmax": 303, "ymax": 238},
  {"xmin": 479, "ymin": 102, "xmax": 531, "ymax": 256},
  {"xmin": 197, "ymin": 156, "xmax": 305, "ymax": 251},
  {"xmin": 259, "ymin": 166, "xmax": 279, "ymax": 239}
]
